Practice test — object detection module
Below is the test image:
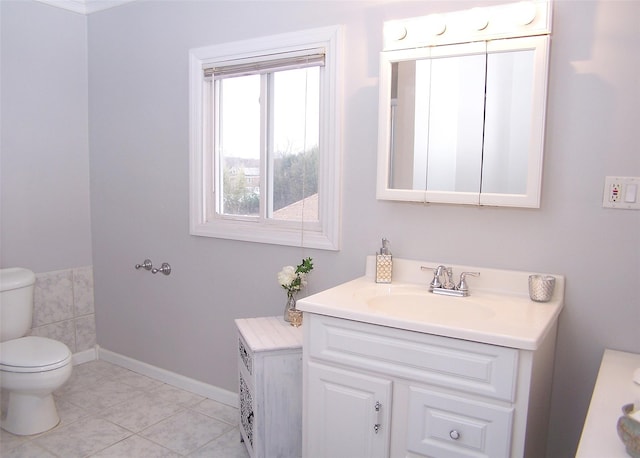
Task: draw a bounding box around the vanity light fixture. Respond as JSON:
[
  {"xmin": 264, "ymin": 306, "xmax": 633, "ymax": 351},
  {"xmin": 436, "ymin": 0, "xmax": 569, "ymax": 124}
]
[{"xmin": 381, "ymin": 0, "xmax": 550, "ymax": 51}]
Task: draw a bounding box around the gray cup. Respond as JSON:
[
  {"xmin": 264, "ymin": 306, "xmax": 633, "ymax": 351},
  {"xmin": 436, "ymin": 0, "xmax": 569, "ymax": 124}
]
[{"xmin": 528, "ymin": 275, "xmax": 556, "ymax": 302}]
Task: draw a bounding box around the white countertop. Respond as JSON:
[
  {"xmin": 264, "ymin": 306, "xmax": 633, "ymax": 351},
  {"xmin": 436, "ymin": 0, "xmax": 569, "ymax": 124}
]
[
  {"xmin": 576, "ymin": 349, "xmax": 640, "ymax": 457},
  {"xmin": 297, "ymin": 257, "xmax": 564, "ymax": 350},
  {"xmin": 235, "ymin": 316, "xmax": 303, "ymax": 351}
]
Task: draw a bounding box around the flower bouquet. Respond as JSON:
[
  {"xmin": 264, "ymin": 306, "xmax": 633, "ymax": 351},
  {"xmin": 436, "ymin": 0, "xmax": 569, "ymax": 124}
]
[{"xmin": 277, "ymin": 257, "xmax": 313, "ymax": 324}]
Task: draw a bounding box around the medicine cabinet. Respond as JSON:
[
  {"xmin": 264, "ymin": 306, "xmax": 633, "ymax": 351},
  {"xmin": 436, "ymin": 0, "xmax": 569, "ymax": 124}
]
[{"xmin": 376, "ymin": 1, "xmax": 552, "ymax": 207}]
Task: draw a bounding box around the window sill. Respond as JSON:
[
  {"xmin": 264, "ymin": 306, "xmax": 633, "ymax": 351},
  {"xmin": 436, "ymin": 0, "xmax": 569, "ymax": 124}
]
[{"xmin": 190, "ymin": 219, "xmax": 339, "ymax": 251}]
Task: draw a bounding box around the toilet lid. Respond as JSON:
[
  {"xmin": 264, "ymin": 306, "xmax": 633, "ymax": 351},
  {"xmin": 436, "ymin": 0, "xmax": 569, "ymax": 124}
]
[{"xmin": 0, "ymin": 336, "xmax": 71, "ymax": 372}]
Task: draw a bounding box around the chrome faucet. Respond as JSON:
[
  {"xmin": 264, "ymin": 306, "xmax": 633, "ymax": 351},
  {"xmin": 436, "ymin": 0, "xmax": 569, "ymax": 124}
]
[{"xmin": 421, "ymin": 266, "xmax": 480, "ymax": 297}]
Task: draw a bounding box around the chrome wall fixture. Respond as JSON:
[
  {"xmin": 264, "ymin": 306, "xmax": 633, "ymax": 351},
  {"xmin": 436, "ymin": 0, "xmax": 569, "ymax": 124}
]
[
  {"xmin": 152, "ymin": 263, "xmax": 171, "ymax": 276},
  {"xmin": 135, "ymin": 259, "xmax": 153, "ymax": 271},
  {"xmin": 134, "ymin": 259, "xmax": 172, "ymax": 276}
]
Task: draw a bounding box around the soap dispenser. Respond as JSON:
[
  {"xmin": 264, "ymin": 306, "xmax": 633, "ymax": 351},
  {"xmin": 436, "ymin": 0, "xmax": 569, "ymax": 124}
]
[{"xmin": 375, "ymin": 238, "xmax": 393, "ymax": 283}]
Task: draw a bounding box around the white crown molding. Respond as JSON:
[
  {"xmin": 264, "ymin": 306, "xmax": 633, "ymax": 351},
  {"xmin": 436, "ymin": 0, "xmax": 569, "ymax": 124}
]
[{"xmin": 34, "ymin": 0, "xmax": 137, "ymax": 15}]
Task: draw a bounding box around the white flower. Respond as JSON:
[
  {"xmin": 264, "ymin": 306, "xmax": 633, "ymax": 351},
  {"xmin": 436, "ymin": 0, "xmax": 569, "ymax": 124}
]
[
  {"xmin": 278, "ymin": 266, "xmax": 296, "ymax": 287},
  {"xmin": 277, "ymin": 257, "xmax": 314, "ymax": 294}
]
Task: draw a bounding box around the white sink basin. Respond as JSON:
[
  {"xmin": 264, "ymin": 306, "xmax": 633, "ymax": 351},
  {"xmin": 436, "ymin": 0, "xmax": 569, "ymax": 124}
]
[
  {"xmin": 296, "ymin": 257, "xmax": 566, "ymax": 350},
  {"xmin": 354, "ymin": 284, "xmax": 495, "ymax": 321}
]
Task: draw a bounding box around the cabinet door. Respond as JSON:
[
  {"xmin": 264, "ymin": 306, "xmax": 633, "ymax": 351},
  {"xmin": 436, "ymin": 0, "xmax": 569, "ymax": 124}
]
[{"xmin": 306, "ymin": 362, "xmax": 392, "ymax": 458}]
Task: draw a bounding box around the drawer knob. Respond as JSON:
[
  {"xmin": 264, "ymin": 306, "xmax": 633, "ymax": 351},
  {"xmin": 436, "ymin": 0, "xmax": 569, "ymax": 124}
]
[{"xmin": 449, "ymin": 430, "xmax": 461, "ymax": 440}]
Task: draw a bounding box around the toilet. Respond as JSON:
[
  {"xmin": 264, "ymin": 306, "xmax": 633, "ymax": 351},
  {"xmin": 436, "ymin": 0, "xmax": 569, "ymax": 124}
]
[{"xmin": 0, "ymin": 268, "xmax": 72, "ymax": 436}]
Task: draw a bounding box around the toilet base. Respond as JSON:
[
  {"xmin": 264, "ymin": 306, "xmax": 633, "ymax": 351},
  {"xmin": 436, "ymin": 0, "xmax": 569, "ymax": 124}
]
[{"xmin": 2, "ymin": 391, "xmax": 60, "ymax": 436}]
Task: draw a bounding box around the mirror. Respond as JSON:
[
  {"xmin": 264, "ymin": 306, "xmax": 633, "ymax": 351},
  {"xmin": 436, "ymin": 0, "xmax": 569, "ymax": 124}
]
[
  {"xmin": 388, "ymin": 43, "xmax": 486, "ymax": 195},
  {"xmin": 377, "ymin": 2, "xmax": 551, "ymax": 207}
]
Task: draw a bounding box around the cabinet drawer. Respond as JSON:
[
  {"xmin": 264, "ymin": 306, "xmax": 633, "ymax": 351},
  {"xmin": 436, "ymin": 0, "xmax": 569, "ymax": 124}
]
[
  {"xmin": 308, "ymin": 314, "xmax": 518, "ymax": 401},
  {"xmin": 407, "ymin": 386, "xmax": 513, "ymax": 458}
]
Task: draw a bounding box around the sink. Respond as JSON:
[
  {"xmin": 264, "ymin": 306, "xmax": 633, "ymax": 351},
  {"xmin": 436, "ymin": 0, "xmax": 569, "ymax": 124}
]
[
  {"xmin": 356, "ymin": 284, "xmax": 495, "ymax": 321},
  {"xmin": 296, "ymin": 256, "xmax": 565, "ymax": 350}
]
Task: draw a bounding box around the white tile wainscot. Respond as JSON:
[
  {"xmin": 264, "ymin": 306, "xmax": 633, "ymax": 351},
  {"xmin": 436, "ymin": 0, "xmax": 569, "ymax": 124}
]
[
  {"xmin": 576, "ymin": 349, "xmax": 640, "ymax": 457},
  {"xmin": 235, "ymin": 316, "xmax": 303, "ymax": 458}
]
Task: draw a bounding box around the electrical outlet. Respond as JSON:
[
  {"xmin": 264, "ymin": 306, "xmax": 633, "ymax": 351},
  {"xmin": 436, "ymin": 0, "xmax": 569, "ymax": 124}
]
[
  {"xmin": 609, "ymin": 182, "xmax": 621, "ymax": 202},
  {"xmin": 603, "ymin": 176, "xmax": 640, "ymax": 209}
]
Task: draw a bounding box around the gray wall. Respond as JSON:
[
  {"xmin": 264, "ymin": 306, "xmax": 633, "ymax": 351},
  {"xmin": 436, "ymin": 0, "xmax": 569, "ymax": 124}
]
[
  {"xmin": 0, "ymin": 0, "xmax": 92, "ymax": 272},
  {"xmin": 2, "ymin": 1, "xmax": 639, "ymax": 456}
]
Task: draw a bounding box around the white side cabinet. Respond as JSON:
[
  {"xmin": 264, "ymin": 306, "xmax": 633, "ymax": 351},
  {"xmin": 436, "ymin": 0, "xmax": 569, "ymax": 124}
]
[
  {"xmin": 303, "ymin": 313, "xmax": 558, "ymax": 458},
  {"xmin": 235, "ymin": 316, "xmax": 303, "ymax": 458}
]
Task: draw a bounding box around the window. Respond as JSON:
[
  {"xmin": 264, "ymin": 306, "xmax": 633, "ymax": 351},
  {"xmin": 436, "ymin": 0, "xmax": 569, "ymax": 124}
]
[{"xmin": 189, "ymin": 26, "xmax": 342, "ymax": 250}]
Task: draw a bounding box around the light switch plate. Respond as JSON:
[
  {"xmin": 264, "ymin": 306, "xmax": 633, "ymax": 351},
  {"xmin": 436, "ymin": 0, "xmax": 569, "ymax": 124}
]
[{"xmin": 603, "ymin": 176, "xmax": 640, "ymax": 209}]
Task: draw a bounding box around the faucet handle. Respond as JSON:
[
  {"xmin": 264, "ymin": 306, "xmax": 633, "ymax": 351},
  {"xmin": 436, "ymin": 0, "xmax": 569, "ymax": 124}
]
[
  {"xmin": 421, "ymin": 265, "xmax": 443, "ymax": 290},
  {"xmin": 457, "ymin": 272, "xmax": 480, "ymax": 293}
]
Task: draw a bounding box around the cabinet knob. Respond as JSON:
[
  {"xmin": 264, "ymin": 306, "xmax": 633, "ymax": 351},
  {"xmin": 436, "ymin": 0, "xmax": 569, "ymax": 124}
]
[{"xmin": 449, "ymin": 430, "xmax": 461, "ymax": 440}]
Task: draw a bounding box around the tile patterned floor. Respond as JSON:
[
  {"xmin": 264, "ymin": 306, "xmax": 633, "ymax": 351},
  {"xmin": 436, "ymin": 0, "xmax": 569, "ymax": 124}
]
[{"xmin": 0, "ymin": 360, "xmax": 250, "ymax": 458}]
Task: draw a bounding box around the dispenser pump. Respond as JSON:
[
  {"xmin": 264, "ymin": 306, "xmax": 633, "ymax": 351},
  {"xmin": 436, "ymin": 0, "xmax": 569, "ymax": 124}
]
[
  {"xmin": 375, "ymin": 238, "xmax": 393, "ymax": 283},
  {"xmin": 380, "ymin": 238, "xmax": 391, "ymax": 255}
]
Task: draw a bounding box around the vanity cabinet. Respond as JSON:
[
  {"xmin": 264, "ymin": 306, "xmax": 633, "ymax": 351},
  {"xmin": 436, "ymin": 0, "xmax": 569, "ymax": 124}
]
[
  {"xmin": 235, "ymin": 316, "xmax": 303, "ymax": 458},
  {"xmin": 303, "ymin": 313, "xmax": 558, "ymax": 458}
]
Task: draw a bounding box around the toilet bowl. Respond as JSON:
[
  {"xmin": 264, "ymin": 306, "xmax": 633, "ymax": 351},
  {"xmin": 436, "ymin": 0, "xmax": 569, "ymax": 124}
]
[
  {"xmin": 0, "ymin": 268, "xmax": 73, "ymax": 436},
  {"xmin": 0, "ymin": 336, "xmax": 72, "ymax": 435}
]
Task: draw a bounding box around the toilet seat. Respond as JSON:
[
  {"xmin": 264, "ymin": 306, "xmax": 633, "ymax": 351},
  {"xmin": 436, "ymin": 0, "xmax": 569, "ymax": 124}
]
[{"xmin": 0, "ymin": 336, "xmax": 71, "ymax": 373}]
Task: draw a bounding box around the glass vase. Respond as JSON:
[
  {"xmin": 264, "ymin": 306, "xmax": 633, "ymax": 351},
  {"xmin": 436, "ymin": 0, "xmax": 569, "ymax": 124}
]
[{"xmin": 284, "ymin": 292, "xmax": 297, "ymax": 322}]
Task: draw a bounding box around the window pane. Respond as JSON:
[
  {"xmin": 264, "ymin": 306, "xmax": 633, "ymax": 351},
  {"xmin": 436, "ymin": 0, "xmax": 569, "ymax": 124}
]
[
  {"xmin": 219, "ymin": 75, "xmax": 261, "ymax": 216},
  {"xmin": 272, "ymin": 67, "xmax": 320, "ymax": 222}
]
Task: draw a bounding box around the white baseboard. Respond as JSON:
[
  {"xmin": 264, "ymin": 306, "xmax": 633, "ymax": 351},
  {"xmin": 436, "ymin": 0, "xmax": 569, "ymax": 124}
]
[
  {"xmin": 72, "ymin": 347, "xmax": 98, "ymax": 365},
  {"xmin": 96, "ymin": 346, "xmax": 239, "ymax": 408}
]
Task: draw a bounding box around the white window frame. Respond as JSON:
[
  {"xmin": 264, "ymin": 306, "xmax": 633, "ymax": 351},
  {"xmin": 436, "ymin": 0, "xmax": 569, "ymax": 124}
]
[{"xmin": 189, "ymin": 26, "xmax": 342, "ymax": 250}]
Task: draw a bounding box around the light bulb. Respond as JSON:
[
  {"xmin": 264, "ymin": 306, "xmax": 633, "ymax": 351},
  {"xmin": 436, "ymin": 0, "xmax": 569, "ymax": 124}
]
[
  {"xmin": 427, "ymin": 15, "xmax": 447, "ymax": 36},
  {"xmin": 515, "ymin": 1, "xmax": 537, "ymax": 26},
  {"xmin": 384, "ymin": 22, "xmax": 407, "ymax": 42},
  {"xmin": 468, "ymin": 8, "xmax": 489, "ymax": 31}
]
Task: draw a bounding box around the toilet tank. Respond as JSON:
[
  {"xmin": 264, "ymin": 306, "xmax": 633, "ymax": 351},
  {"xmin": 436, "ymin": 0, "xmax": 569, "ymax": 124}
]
[{"xmin": 0, "ymin": 268, "xmax": 36, "ymax": 342}]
